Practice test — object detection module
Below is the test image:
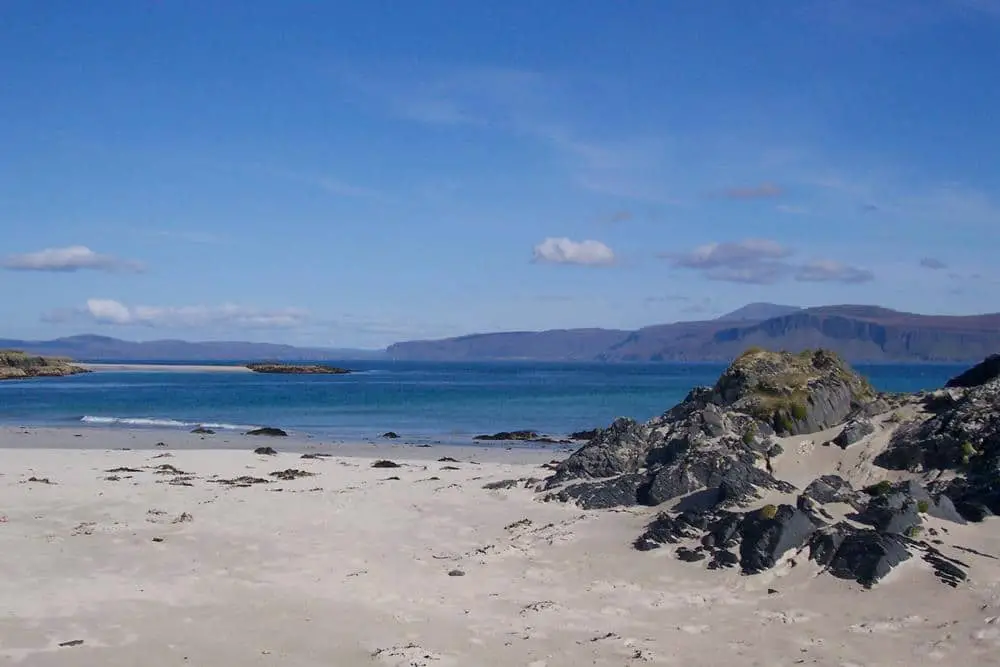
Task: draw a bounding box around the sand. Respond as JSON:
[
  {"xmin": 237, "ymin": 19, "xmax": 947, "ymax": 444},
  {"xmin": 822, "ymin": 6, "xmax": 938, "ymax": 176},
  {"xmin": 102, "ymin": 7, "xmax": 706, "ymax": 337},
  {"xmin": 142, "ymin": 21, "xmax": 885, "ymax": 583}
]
[
  {"xmin": 2, "ymin": 428, "xmax": 1000, "ymax": 666},
  {"xmin": 73, "ymin": 363, "xmax": 253, "ymax": 373}
]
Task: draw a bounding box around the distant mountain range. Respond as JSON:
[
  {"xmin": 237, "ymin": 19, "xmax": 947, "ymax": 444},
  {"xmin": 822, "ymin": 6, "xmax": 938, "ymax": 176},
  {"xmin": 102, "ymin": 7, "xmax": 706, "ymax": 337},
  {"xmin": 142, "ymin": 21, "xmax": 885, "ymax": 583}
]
[
  {"xmin": 4, "ymin": 304, "xmax": 1000, "ymax": 363},
  {"xmin": 386, "ymin": 304, "xmax": 1000, "ymax": 363},
  {"xmin": 0, "ymin": 334, "xmax": 383, "ymax": 362}
]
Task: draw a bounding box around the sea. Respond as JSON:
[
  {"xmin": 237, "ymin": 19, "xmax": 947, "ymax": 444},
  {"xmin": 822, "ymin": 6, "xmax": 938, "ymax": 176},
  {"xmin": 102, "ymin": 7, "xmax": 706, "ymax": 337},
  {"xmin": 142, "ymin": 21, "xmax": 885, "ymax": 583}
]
[{"xmin": 0, "ymin": 360, "xmax": 969, "ymax": 444}]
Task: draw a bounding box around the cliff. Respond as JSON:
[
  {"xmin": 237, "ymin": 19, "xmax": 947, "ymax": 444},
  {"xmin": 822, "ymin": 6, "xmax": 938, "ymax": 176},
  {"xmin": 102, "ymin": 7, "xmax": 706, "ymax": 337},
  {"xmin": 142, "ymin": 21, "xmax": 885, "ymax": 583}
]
[{"xmin": 388, "ymin": 305, "xmax": 1000, "ymax": 362}]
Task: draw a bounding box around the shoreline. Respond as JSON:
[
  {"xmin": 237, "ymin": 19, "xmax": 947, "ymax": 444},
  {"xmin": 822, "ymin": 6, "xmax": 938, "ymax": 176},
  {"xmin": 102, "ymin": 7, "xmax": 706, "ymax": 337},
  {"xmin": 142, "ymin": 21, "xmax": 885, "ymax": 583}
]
[
  {"xmin": 0, "ymin": 425, "xmax": 570, "ymax": 463},
  {"xmin": 72, "ymin": 363, "xmax": 254, "ymax": 373}
]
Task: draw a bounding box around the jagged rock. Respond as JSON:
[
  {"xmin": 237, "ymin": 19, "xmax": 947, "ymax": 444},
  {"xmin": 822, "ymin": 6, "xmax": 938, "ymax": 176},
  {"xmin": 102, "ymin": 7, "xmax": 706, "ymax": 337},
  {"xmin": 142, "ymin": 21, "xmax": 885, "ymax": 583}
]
[
  {"xmin": 247, "ymin": 427, "xmax": 287, "ymax": 437},
  {"xmin": 717, "ymin": 459, "xmax": 797, "ymax": 506},
  {"xmin": 711, "ymin": 349, "xmax": 875, "ymax": 436},
  {"xmin": 803, "ymin": 475, "xmax": 865, "ymax": 509},
  {"xmin": 929, "ymin": 494, "xmax": 968, "ymax": 524},
  {"xmin": 809, "ymin": 523, "xmax": 912, "ymax": 587},
  {"xmin": 191, "ymin": 426, "xmax": 215, "ymax": 435},
  {"xmin": 253, "ymin": 446, "xmax": 278, "ymax": 455},
  {"xmin": 833, "ymin": 418, "xmax": 875, "ymax": 448},
  {"xmin": 676, "ymin": 547, "xmax": 706, "ymax": 562},
  {"xmin": 551, "ymin": 473, "xmax": 649, "ymax": 510},
  {"xmin": 858, "ymin": 492, "xmax": 921, "ymax": 535},
  {"xmin": 569, "ymin": 429, "xmax": 599, "ymax": 440},
  {"xmin": 381, "ymin": 431, "xmax": 400, "ymax": 439},
  {"xmin": 877, "ymin": 374, "xmax": 1000, "ymax": 517},
  {"xmin": 739, "ymin": 504, "xmax": 817, "ymax": 574},
  {"xmin": 548, "ymin": 418, "xmax": 652, "ymax": 484},
  {"xmin": 946, "ymin": 354, "xmax": 1000, "ymax": 388}
]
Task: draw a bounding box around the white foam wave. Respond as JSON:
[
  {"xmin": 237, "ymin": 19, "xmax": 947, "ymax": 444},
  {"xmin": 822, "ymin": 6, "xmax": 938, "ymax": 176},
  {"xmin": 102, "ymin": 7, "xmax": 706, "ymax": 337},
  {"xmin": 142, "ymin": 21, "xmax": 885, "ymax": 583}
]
[{"xmin": 79, "ymin": 416, "xmax": 258, "ymax": 431}]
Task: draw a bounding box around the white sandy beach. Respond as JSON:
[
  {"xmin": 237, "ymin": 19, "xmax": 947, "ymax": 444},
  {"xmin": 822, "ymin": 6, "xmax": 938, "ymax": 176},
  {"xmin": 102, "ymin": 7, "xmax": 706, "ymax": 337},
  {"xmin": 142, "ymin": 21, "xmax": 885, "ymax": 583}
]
[{"xmin": 2, "ymin": 427, "xmax": 1000, "ymax": 666}]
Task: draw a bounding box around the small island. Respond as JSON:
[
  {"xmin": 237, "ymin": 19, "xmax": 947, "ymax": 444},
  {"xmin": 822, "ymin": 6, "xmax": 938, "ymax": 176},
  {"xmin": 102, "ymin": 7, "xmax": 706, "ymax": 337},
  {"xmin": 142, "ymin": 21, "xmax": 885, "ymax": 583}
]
[
  {"xmin": 0, "ymin": 350, "xmax": 91, "ymax": 380},
  {"xmin": 245, "ymin": 363, "xmax": 352, "ymax": 375}
]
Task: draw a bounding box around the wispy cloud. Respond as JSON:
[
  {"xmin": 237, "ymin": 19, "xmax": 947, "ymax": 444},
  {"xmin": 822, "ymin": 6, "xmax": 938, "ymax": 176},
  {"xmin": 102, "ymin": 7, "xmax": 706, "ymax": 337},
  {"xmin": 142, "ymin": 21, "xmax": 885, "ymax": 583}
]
[
  {"xmin": 719, "ymin": 183, "xmax": 783, "ymax": 200},
  {"xmin": 46, "ymin": 299, "xmax": 309, "ymax": 329},
  {"xmin": 3, "ymin": 246, "xmax": 144, "ymax": 273},
  {"xmin": 663, "ymin": 238, "xmax": 873, "ymax": 285},
  {"xmin": 532, "ymin": 237, "xmax": 616, "ymax": 266},
  {"xmin": 342, "ymin": 64, "xmax": 675, "ymax": 203},
  {"xmin": 919, "ymin": 257, "xmax": 948, "ymax": 270},
  {"xmin": 794, "ymin": 260, "xmax": 874, "ymax": 284}
]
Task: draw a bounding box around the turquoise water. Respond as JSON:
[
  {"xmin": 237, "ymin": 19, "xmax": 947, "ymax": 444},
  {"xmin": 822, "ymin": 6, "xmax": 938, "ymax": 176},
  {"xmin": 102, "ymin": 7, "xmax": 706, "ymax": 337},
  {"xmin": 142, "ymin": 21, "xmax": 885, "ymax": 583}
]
[{"xmin": 0, "ymin": 361, "xmax": 968, "ymax": 442}]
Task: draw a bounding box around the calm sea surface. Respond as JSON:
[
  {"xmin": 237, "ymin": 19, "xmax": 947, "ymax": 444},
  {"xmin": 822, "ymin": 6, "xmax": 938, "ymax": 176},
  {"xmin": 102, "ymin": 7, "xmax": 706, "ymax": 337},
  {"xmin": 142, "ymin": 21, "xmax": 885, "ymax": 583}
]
[{"xmin": 0, "ymin": 361, "xmax": 968, "ymax": 443}]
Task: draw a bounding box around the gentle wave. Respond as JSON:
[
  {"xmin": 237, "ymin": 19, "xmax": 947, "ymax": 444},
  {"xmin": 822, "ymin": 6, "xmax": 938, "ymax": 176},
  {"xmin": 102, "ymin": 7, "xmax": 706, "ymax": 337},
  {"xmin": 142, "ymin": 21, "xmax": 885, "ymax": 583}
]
[{"xmin": 79, "ymin": 416, "xmax": 259, "ymax": 431}]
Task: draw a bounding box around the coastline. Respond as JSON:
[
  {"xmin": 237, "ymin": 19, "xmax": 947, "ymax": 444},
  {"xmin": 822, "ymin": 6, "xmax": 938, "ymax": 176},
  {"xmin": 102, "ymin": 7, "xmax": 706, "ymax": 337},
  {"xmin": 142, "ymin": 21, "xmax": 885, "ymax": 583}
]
[{"xmin": 72, "ymin": 363, "xmax": 254, "ymax": 373}]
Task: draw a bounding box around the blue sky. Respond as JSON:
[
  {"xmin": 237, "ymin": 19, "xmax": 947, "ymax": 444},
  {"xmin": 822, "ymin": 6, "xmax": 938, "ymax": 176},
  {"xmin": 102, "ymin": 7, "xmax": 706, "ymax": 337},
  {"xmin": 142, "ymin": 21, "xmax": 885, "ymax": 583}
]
[{"xmin": 1, "ymin": 0, "xmax": 998, "ymax": 348}]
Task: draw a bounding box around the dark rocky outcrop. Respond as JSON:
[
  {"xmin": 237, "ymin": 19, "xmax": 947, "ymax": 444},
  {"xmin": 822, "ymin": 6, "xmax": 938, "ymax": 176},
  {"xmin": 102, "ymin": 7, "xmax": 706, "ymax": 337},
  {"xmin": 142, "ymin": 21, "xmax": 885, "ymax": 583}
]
[
  {"xmin": 191, "ymin": 426, "xmax": 215, "ymax": 435},
  {"xmin": 876, "ymin": 377, "xmax": 1000, "ymax": 520},
  {"xmin": 945, "ymin": 354, "xmax": 1000, "ymax": 388},
  {"xmin": 253, "ymin": 446, "xmax": 278, "ymax": 456},
  {"xmin": 544, "ymin": 350, "xmax": 1000, "ymax": 589},
  {"xmin": 246, "ymin": 363, "xmax": 351, "ymax": 374},
  {"xmin": 833, "ymin": 418, "xmax": 875, "ymax": 448},
  {"xmin": 803, "ymin": 475, "xmax": 864, "ymax": 509},
  {"xmin": 381, "ymin": 431, "xmax": 400, "ymax": 439},
  {"xmin": 473, "ymin": 430, "xmax": 540, "ymax": 441},
  {"xmin": 858, "ymin": 492, "xmax": 922, "ymax": 535},
  {"xmin": 246, "ymin": 427, "xmax": 288, "ymax": 437},
  {"xmin": 545, "ymin": 350, "xmax": 874, "ymax": 510},
  {"xmin": 739, "ymin": 504, "xmax": 818, "ymax": 573},
  {"xmin": 809, "ymin": 524, "xmax": 912, "ymax": 587}
]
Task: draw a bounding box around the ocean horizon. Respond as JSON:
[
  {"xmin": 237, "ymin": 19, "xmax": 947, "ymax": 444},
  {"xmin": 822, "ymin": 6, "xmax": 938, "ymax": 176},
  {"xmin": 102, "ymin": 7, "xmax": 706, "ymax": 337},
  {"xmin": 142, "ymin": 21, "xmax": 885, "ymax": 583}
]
[{"xmin": 0, "ymin": 360, "xmax": 970, "ymax": 443}]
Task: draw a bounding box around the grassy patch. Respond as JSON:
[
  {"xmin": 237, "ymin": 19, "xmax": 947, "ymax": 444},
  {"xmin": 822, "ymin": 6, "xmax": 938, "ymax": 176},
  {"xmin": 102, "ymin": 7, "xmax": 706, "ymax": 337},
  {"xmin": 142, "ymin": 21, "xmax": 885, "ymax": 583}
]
[
  {"xmin": 864, "ymin": 480, "xmax": 894, "ymax": 497},
  {"xmin": 758, "ymin": 504, "xmax": 778, "ymax": 520}
]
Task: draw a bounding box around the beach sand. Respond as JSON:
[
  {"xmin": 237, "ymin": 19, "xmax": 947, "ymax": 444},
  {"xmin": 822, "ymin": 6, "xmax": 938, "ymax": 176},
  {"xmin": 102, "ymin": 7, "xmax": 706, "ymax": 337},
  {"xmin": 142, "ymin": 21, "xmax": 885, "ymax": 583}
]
[
  {"xmin": 72, "ymin": 363, "xmax": 254, "ymax": 373},
  {"xmin": 2, "ymin": 427, "xmax": 999, "ymax": 666}
]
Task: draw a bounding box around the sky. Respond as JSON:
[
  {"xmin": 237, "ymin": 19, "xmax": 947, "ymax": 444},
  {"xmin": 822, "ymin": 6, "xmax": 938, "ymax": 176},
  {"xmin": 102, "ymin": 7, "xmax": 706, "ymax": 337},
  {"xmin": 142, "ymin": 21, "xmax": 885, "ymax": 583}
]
[{"xmin": 1, "ymin": 0, "xmax": 998, "ymax": 348}]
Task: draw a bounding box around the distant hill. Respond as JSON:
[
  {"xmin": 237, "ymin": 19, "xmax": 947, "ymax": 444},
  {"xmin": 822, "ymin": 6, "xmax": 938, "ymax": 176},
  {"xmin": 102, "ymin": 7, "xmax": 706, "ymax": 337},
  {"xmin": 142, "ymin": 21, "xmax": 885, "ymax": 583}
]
[
  {"xmin": 387, "ymin": 305, "xmax": 1000, "ymax": 363},
  {"xmin": 716, "ymin": 302, "xmax": 801, "ymax": 322},
  {"xmin": 0, "ymin": 334, "xmax": 384, "ymax": 362}
]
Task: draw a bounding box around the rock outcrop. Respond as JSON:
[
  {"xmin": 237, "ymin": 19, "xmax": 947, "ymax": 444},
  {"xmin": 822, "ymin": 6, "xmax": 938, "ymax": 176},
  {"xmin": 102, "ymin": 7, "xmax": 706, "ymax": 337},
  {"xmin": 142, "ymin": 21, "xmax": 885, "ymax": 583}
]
[
  {"xmin": 542, "ymin": 349, "xmax": 1000, "ymax": 589},
  {"xmin": 0, "ymin": 350, "xmax": 90, "ymax": 380},
  {"xmin": 245, "ymin": 363, "xmax": 351, "ymax": 374},
  {"xmin": 546, "ymin": 349, "xmax": 873, "ymax": 510},
  {"xmin": 945, "ymin": 354, "xmax": 1000, "ymax": 388}
]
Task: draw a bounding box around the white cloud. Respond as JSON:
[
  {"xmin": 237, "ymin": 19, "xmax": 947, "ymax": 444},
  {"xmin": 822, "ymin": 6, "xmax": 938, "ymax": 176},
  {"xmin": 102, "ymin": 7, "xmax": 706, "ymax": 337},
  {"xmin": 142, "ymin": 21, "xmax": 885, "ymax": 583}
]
[
  {"xmin": 3, "ymin": 246, "xmax": 144, "ymax": 273},
  {"xmin": 532, "ymin": 237, "xmax": 616, "ymax": 266},
  {"xmin": 55, "ymin": 299, "xmax": 310, "ymax": 329}
]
